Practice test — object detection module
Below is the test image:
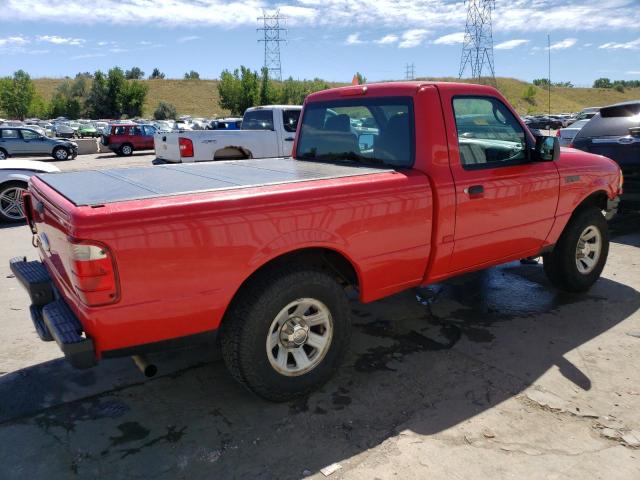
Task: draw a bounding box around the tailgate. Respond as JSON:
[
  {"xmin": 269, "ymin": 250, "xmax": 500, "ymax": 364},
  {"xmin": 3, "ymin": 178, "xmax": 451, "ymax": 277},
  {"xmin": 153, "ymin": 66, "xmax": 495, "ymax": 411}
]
[
  {"xmin": 154, "ymin": 132, "xmax": 181, "ymax": 161},
  {"xmin": 28, "ymin": 180, "xmax": 79, "ymax": 300}
]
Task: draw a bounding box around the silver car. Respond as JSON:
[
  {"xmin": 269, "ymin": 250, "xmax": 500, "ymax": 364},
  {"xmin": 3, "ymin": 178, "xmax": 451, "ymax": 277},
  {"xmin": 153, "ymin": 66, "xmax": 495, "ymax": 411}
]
[
  {"xmin": 0, "ymin": 127, "xmax": 78, "ymax": 161},
  {"xmin": 557, "ymin": 119, "xmax": 590, "ymax": 147},
  {"xmin": 0, "ymin": 159, "xmax": 60, "ymax": 222}
]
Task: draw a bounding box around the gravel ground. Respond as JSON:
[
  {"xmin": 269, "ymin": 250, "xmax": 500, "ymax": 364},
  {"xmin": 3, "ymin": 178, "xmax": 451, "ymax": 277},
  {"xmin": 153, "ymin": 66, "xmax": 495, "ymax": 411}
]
[{"xmin": 0, "ymin": 153, "xmax": 638, "ymax": 479}]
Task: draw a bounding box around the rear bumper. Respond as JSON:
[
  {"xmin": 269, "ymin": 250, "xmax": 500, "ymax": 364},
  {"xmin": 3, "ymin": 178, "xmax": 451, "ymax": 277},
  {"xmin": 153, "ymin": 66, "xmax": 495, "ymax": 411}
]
[{"xmin": 9, "ymin": 257, "xmax": 96, "ymax": 369}]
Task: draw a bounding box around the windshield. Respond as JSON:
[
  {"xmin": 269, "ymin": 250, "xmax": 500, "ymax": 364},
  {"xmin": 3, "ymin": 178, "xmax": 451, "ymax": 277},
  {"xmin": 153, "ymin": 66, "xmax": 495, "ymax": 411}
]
[{"xmin": 295, "ymin": 96, "xmax": 414, "ymax": 167}]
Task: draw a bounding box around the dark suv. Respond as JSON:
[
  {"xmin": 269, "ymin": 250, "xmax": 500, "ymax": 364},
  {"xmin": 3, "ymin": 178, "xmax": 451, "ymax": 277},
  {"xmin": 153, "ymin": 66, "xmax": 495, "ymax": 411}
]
[
  {"xmin": 101, "ymin": 124, "xmax": 156, "ymax": 156},
  {"xmin": 571, "ymin": 101, "xmax": 640, "ymax": 211}
]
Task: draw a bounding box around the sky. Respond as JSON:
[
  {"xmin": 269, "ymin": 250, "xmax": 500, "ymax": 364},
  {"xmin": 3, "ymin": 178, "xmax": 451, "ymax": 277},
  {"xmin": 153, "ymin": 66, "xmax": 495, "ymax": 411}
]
[{"xmin": 0, "ymin": 0, "xmax": 639, "ymax": 86}]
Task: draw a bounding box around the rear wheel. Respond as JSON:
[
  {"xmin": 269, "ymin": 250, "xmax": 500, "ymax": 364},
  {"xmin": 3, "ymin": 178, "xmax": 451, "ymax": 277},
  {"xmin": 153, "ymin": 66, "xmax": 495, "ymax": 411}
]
[
  {"xmin": 0, "ymin": 148, "xmax": 7, "ymax": 160},
  {"xmin": 220, "ymin": 266, "xmax": 351, "ymax": 401},
  {"xmin": 543, "ymin": 207, "xmax": 609, "ymax": 292},
  {"xmin": 120, "ymin": 144, "xmax": 133, "ymax": 156},
  {"xmin": 0, "ymin": 181, "xmax": 28, "ymax": 222},
  {"xmin": 52, "ymin": 146, "xmax": 69, "ymax": 161}
]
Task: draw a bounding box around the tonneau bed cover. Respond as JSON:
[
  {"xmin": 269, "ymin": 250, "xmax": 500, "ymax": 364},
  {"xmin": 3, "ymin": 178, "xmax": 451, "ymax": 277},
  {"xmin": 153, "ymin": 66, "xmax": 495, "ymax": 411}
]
[{"xmin": 36, "ymin": 158, "xmax": 392, "ymax": 207}]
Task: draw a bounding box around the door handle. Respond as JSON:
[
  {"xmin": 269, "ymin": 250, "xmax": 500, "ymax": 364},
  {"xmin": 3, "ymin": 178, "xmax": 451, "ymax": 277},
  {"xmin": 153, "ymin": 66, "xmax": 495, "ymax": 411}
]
[
  {"xmin": 284, "ymin": 137, "xmax": 295, "ymax": 142},
  {"xmin": 464, "ymin": 185, "xmax": 484, "ymax": 197}
]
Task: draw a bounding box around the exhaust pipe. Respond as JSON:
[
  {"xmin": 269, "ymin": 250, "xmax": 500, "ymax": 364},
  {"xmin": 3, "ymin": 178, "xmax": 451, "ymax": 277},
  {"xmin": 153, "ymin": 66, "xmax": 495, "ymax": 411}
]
[{"xmin": 132, "ymin": 355, "xmax": 158, "ymax": 378}]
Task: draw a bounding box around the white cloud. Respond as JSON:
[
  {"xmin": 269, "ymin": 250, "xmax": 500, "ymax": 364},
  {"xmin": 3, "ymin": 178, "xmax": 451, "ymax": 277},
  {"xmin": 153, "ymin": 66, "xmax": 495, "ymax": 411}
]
[
  {"xmin": 549, "ymin": 38, "xmax": 577, "ymax": 50},
  {"xmin": 375, "ymin": 34, "xmax": 398, "ymax": 45},
  {"xmin": 599, "ymin": 38, "xmax": 640, "ymax": 50},
  {"xmin": 399, "ymin": 29, "xmax": 428, "ymax": 48},
  {"xmin": 433, "ymin": 32, "xmax": 465, "ymax": 45},
  {"xmin": 627, "ymin": 70, "xmax": 640, "ymax": 75},
  {"xmin": 0, "ymin": 36, "xmax": 29, "ymax": 47},
  {"xmin": 494, "ymin": 39, "xmax": 529, "ymax": 50},
  {"xmin": 177, "ymin": 35, "xmax": 200, "ymax": 43},
  {"xmin": 0, "ymin": 0, "xmax": 638, "ymax": 33},
  {"xmin": 584, "ymin": 43, "xmax": 593, "ymax": 47},
  {"xmin": 345, "ymin": 33, "xmax": 364, "ymax": 45},
  {"xmin": 38, "ymin": 35, "xmax": 84, "ymax": 45}
]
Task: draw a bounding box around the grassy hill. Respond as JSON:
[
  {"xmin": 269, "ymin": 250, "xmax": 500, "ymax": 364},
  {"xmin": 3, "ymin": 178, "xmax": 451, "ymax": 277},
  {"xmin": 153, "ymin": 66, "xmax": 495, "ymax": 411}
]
[{"xmin": 32, "ymin": 77, "xmax": 639, "ymax": 118}]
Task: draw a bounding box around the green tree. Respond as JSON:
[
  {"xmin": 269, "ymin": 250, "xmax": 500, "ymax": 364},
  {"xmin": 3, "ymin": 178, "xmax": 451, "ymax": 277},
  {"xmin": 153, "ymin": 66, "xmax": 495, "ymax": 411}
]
[
  {"xmin": 532, "ymin": 78, "xmax": 549, "ymax": 87},
  {"xmin": 355, "ymin": 72, "xmax": 366, "ymax": 85},
  {"xmin": 613, "ymin": 83, "xmax": 625, "ymax": 93},
  {"xmin": 593, "ymin": 77, "xmax": 612, "ymax": 88},
  {"xmin": 218, "ymin": 69, "xmax": 242, "ymax": 115},
  {"xmin": 238, "ymin": 66, "xmax": 260, "ymax": 114},
  {"xmin": 184, "ymin": 70, "xmax": 200, "ymax": 80},
  {"xmin": 259, "ymin": 67, "xmax": 275, "ymax": 105},
  {"xmin": 149, "ymin": 68, "xmax": 165, "ymax": 80},
  {"xmin": 521, "ymin": 85, "xmax": 537, "ymax": 104},
  {"xmin": 125, "ymin": 67, "xmax": 145, "ymax": 80},
  {"xmin": 106, "ymin": 67, "xmax": 127, "ymax": 117},
  {"xmin": 153, "ymin": 101, "xmax": 177, "ymax": 120},
  {"xmin": 27, "ymin": 95, "xmax": 50, "ymax": 119},
  {"xmin": 121, "ymin": 81, "xmax": 149, "ymax": 118},
  {"xmin": 0, "ymin": 70, "xmax": 36, "ymax": 120},
  {"xmin": 85, "ymin": 70, "xmax": 110, "ymax": 118}
]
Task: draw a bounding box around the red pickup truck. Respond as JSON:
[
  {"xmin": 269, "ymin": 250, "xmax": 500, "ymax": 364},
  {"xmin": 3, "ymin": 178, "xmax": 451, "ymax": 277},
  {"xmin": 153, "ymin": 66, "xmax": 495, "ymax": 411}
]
[{"xmin": 11, "ymin": 82, "xmax": 622, "ymax": 401}]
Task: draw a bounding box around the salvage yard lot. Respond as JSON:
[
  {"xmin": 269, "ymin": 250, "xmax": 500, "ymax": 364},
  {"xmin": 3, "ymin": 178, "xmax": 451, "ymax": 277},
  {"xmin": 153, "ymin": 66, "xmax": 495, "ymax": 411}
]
[{"xmin": 0, "ymin": 154, "xmax": 639, "ymax": 479}]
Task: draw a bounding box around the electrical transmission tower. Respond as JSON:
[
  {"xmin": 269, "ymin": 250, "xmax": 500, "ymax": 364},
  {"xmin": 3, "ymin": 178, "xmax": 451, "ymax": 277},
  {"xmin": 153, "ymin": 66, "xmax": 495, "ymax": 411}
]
[
  {"xmin": 405, "ymin": 63, "xmax": 415, "ymax": 80},
  {"xmin": 458, "ymin": 0, "xmax": 496, "ymax": 84},
  {"xmin": 257, "ymin": 9, "xmax": 287, "ymax": 81}
]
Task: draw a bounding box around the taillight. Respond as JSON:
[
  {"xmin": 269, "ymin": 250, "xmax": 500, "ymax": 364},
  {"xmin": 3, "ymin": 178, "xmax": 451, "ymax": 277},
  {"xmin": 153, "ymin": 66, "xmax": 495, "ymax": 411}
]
[
  {"xmin": 179, "ymin": 137, "xmax": 193, "ymax": 157},
  {"xmin": 68, "ymin": 242, "xmax": 119, "ymax": 306}
]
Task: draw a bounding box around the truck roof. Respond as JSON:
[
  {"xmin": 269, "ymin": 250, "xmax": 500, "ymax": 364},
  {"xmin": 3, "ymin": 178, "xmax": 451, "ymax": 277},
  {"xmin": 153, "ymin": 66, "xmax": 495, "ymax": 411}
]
[{"xmin": 36, "ymin": 158, "xmax": 391, "ymax": 207}]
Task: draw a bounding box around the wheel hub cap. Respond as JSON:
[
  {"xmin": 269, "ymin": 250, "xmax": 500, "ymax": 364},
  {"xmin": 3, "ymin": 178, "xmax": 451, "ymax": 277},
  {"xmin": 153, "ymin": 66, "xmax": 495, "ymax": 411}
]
[
  {"xmin": 575, "ymin": 225, "xmax": 602, "ymax": 274},
  {"xmin": 266, "ymin": 298, "xmax": 333, "ymax": 377}
]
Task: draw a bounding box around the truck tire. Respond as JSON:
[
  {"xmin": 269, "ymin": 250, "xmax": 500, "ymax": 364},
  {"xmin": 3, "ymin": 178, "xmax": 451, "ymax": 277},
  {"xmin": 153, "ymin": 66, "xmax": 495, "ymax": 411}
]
[
  {"xmin": 220, "ymin": 266, "xmax": 351, "ymax": 402},
  {"xmin": 52, "ymin": 146, "xmax": 69, "ymax": 161},
  {"xmin": 120, "ymin": 144, "xmax": 134, "ymax": 156},
  {"xmin": 543, "ymin": 207, "xmax": 609, "ymax": 292}
]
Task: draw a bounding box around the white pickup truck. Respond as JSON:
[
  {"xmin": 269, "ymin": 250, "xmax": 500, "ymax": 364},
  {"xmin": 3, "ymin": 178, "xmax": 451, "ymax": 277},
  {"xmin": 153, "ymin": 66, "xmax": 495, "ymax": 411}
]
[{"xmin": 154, "ymin": 105, "xmax": 301, "ymax": 163}]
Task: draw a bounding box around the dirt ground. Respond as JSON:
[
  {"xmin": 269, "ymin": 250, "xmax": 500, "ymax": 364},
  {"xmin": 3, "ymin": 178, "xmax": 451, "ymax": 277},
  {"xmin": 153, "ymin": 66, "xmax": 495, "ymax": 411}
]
[{"xmin": 0, "ymin": 153, "xmax": 638, "ymax": 479}]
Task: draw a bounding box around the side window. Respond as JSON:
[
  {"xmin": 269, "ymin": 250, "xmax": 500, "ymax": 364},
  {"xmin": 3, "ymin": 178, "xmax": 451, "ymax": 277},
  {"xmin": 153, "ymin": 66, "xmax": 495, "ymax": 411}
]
[
  {"xmin": 114, "ymin": 126, "xmax": 127, "ymax": 135},
  {"xmin": 21, "ymin": 129, "xmax": 39, "ymax": 140},
  {"xmin": 282, "ymin": 110, "xmax": 300, "ymax": 133},
  {"xmin": 130, "ymin": 126, "xmax": 142, "ymax": 136},
  {"xmin": 1, "ymin": 129, "xmax": 20, "ymax": 139},
  {"xmin": 242, "ymin": 110, "xmax": 274, "ymax": 130},
  {"xmin": 143, "ymin": 125, "xmax": 156, "ymax": 136},
  {"xmin": 453, "ymin": 97, "xmax": 527, "ymax": 169}
]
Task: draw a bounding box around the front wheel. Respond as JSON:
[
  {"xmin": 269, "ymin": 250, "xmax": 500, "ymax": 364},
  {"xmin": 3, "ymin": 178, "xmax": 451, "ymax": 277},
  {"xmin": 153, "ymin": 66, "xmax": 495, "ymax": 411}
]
[
  {"xmin": 220, "ymin": 266, "xmax": 351, "ymax": 401},
  {"xmin": 543, "ymin": 207, "xmax": 609, "ymax": 292},
  {"xmin": 52, "ymin": 146, "xmax": 69, "ymax": 161}
]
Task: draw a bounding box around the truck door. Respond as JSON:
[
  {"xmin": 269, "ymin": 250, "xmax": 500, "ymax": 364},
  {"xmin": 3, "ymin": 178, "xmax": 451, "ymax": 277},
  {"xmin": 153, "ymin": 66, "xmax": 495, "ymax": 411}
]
[
  {"xmin": 447, "ymin": 95, "xmax": 560, "ymax": 272},
  {"xmin": 281, "ymin": 109, "xmax": 300, "ymax": 156}
]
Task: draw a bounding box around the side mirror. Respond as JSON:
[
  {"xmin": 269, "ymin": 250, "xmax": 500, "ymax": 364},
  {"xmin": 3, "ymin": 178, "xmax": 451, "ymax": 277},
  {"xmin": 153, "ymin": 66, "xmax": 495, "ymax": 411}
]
[{"xmin": 534, "ymin": 135, "xmax": 559, "ymax": 162}]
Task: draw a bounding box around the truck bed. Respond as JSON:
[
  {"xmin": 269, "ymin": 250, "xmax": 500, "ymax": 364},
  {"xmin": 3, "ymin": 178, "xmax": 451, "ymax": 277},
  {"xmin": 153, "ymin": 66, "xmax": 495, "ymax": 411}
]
[{"xmin": 36, "ymin": 158, "xmax": 392, "ymax": 207}]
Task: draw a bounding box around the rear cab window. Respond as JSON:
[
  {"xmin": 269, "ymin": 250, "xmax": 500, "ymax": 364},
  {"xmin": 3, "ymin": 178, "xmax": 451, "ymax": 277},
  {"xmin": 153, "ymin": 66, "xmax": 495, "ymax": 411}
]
[
  {"xmin": 295, "ymin": 96, "xmax": 414, "ymax": 168},
  {"xmin": 452, "ymin": 96, "xmax": 527, "ymax": 169},
  {"xmin": 242, "ymin": 110, "xmax": 274, "ymax": 130}
]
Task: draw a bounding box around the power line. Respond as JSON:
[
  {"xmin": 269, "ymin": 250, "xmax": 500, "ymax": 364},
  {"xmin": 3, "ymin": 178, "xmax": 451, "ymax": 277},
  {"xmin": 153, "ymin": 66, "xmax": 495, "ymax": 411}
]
[
  {"xmin": 458, "ymin": 0, "xmax": 496, "ymax": 85},
  {"xmin": 405, "ymin": 63, "xmax": 415, "ymax": 80},
  {"xmin": 257, "ymin": 9, "xmax": 287, "ymax": 81}
]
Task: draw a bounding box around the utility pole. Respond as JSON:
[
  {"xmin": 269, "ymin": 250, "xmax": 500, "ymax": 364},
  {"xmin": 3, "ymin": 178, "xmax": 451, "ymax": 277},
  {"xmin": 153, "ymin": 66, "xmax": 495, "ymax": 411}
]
[
  {"xmin": 405, "ymin": 63, "xmax": 415, "ymax": 80},
  {"xmin": 257, "ymin": 9, "xmax": 287, "ymax": 81},
  {"xmin": 458, "ymin": 0, "xmax": 496, "ymax": 85}
]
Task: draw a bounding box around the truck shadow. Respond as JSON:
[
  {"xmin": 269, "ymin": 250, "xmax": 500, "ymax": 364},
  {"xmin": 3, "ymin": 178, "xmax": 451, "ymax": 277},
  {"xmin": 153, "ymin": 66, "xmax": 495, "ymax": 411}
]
[{"xmin": 0, "ymin": 262, "xmax": 639, "ymax": 478}]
